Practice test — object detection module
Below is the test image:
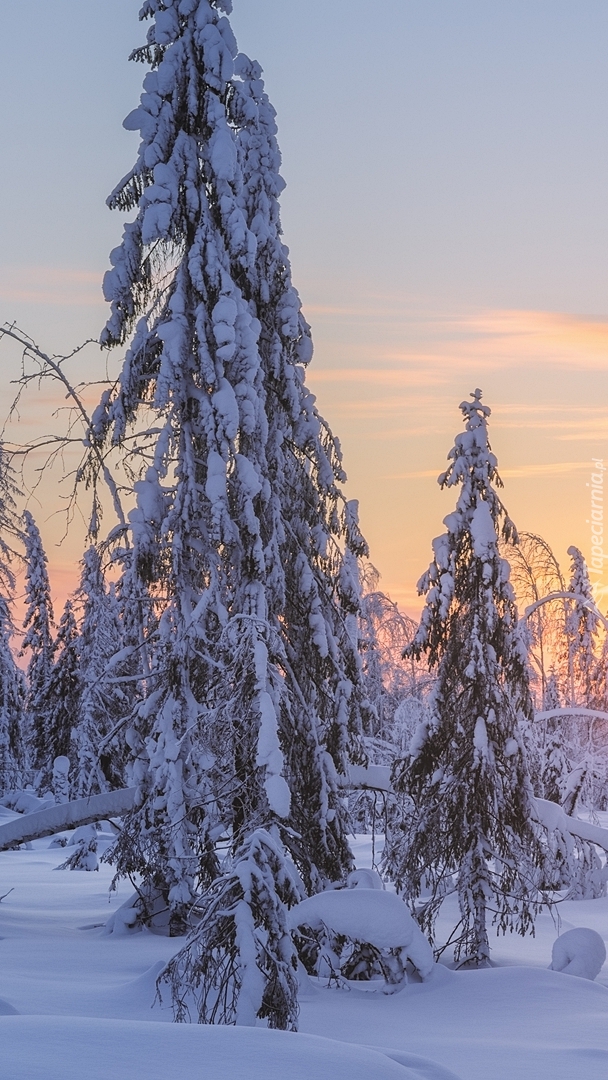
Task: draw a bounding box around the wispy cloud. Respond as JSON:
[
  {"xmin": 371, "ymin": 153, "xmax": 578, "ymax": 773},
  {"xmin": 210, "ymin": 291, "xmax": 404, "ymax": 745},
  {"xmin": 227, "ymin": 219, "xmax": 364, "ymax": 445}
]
[
  {"xmin": 500, "ymin": 461, "xmax": 590, "ymax": 479},
  {"xmin": 0, "ymin": 266, "xmax": 103, "ymax": 308},
  {"xmin": 310, "ymin": 301, "xmax": 608, "ymax": 376},
  {"xmin": 308, "ymin": 368, "xmax": 447, "ymax": 387},
  {"xmin": 447, "ymin": 309, "xmax": 608, "ymax": 372},
  {"xmin": 385, "ymin": 462, "xmax": 589, "ymax": 481}
]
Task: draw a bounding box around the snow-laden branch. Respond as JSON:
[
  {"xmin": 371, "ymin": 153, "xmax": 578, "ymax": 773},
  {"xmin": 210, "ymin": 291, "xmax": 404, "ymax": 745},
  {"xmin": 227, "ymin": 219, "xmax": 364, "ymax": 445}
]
[
  {"xmin": 533, "ymin": 797, "xmax": 608, "ymax": 853},
  {"xmin": 5, "ymin": 765, "xmax": 608, "ymax": 861},
  {"xmin": 341, "ymin": 765, "xmax": 608, "ymax": 853},
  {"xmin": 534, "ymin": 708, "xmax": 608, "ymax": 724},
  {"xmin": 0, "ymin": 788, "xmax": 136, "ymax": 852},
  {"xmin": 523, "ymin": 591, "xmax": 608, "ymax": 633}
]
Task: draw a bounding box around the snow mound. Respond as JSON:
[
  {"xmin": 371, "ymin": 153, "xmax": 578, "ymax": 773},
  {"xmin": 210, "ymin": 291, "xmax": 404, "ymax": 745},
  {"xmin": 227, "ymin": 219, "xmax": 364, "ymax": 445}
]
[
  {"xmin": 550, "ymin": 927, "xmax": 607, "ymax": 980},
  {"xmin": 288, "ymin": 889, "xmax": 434, "ymax": 979},
  {"xmin": 347, "ymin": 867, "xmax": 385, "ymax": 890},
  {"xmin": 0, "ymin": 997, "xmax": 17, "ymax": 1015},
  {"xmin": 0, "ymin": 1015, "xmax": 436, "ymax": 1080},
  {"xmin": 0, "ymin": 790, "xmax": 54, "ymax": 815}
]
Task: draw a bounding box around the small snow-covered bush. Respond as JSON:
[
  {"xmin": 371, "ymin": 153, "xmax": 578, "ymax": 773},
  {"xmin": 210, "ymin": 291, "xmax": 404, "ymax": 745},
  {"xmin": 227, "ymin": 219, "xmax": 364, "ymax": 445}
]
[
  {"xmin": 158, "ymin": 830, "xmax": 301, "ymax": 1029},
  {"xmin": 56, "ymin": 824, "xmax": 98, "ymax": 871},
  {"xmin": 102, "ymin": 892, "xmax": 142, "ymax": 936},
  {"xmin": 52, "ymin": 756, "xmax": 70, "ymax": 804},
  {"xmin": 0, "ymin": 789, "xmax": 55, "ymax": 815},
  {"xmin": 550, "ymin": 927, "xmax": 606, "ymax": 980},
  {"xmin": 347, "ymin": 868, "xmax": 385, "ymax": 891},
  {"xmin": 289, "ymin": 888, "xmax": 434, "ymax": 990},
  {"xmin": 103, "ymin": 883, "xmax": 172, "ymax": 936}
]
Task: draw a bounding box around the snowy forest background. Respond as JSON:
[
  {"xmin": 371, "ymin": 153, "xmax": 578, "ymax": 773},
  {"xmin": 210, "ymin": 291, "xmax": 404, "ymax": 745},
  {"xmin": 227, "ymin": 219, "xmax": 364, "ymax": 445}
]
[{"xmin": 1, "ymin": 0, "xmax": 608, "ymax": 1054}]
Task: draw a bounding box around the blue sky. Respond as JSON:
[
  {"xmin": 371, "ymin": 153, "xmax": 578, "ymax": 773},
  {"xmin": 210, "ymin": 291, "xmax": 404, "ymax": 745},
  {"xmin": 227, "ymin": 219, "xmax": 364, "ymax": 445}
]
[{"xmin": 1, "ymin": 1, "xmax": 608, "ymax": 610}]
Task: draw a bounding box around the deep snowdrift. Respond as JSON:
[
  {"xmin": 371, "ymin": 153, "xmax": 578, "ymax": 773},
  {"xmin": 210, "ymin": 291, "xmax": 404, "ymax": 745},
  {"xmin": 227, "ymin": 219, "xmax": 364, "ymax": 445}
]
[
  {"xmin": 1, "ymin": 829, "xmax": 608, "ymax": 1080},
  {"xmin": 0, "ymin": 1016, "xmax": 428, "ymax": 1080}
]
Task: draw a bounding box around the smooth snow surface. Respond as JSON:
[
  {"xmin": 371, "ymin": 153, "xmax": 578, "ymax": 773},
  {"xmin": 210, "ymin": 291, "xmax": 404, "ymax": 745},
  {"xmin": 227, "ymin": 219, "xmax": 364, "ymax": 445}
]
[
  {"xmin": 299, "ymin": 965, "xmax": 608, "ymax": 1080},
  {"xmin": 2, "ymin": 835, "xmax": 608, "ymax": 1079},
  {"xmin": 0, "ymin": 1017, "xmax": 420, "ymax": 1080}
]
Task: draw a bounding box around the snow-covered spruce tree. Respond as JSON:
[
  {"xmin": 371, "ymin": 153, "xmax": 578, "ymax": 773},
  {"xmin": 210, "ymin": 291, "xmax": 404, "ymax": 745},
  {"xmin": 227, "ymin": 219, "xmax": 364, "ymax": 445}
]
[
  {"xmin": 590, "ymin": 633, "xmax": 608, "ymax": 739},
  {"xmin": 21, "ymin": 510, "xmax": 54, "ymax": 781},
  {"xmin": 92, "ymin": 0, "xmax": 367, "ymax": 1019},
  {"xmin": 565, "ymin": 545, "xmax": 599, "ymax": 706},
  {"xmin": 538, "ymin": 673, "xmax": 571, "ymax": 804},
  {"xmin": 34, "ymin": 599, "xmax": 81, "ymax": 792},
  {"xmin": 72, "ymin": 547, "xmax": 131, "ymax": 796},
  {"xmin": 0, "ymin": 447, "xmax": 25, "ymax": 793},
  {"xmin": 386, "ymin": 390, "xmax": 546, "ymax": 966},
  {"xmin": 0, "ymin": 597, "xmax": 26, "ymax": 795}
]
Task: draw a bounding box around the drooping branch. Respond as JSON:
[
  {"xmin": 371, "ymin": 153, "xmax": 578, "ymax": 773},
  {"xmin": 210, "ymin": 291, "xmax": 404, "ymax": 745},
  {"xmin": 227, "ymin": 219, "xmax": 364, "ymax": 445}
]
[
  {"xmin": 0, "ymin": 323, "xmax": 125, "ymax": 528},
  {"xmin": 524, "ymin": 592, "xmax": 608, "ymax": 633},
  {"xmin": 534, "ymin": 707, "xmax": 608, "ymax": 724}
]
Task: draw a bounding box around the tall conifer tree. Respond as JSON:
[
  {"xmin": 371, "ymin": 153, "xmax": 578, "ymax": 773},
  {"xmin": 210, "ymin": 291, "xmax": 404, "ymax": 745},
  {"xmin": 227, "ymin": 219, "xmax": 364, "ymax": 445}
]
[
  {"xmin": 386, "ymin": 391, "xmax": 545, "ymax": 966},
  {"xmin": 93, "ymin": 0, "xmax": 367, "ymax": 1019}
]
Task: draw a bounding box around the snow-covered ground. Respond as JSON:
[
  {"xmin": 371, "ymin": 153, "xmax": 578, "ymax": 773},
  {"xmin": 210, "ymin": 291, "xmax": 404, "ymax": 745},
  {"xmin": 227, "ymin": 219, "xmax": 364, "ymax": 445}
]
[{"xmin": 1, "ymin": 819, "xmax": 608, "ymax": 1080}]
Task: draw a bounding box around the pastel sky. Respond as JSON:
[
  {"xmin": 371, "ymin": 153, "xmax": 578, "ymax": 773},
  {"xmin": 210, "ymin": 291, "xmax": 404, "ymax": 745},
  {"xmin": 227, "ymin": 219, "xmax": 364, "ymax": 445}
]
[{"xmin": 1, "ymin": 1, "xmax": 607, "ymax": 616}]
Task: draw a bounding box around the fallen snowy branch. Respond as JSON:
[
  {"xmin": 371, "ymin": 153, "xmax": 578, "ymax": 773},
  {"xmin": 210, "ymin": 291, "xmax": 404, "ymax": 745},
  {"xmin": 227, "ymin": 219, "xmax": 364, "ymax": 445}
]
[
  {"xmin": 534, "ymin": 798, "xmax": 608, "ymax": 854},
  {"xmin": 0, "ymin": 788, "xmax": 136, "ymax": 852},
  {"xmin": 534, "ymin": 708, "xmax": 608, "ymax": 724},
  {"xmin": 342, "ymin": 765, "xmax": 608, "ymax": 853}
]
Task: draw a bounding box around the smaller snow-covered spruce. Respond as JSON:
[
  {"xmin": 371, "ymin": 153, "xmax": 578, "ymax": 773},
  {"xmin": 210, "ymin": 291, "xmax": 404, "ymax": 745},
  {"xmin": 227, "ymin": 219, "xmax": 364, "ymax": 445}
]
[
  {"xmin": 56, "ymin": 824, "xmax": 99, "ymax": 872},
  {"xmin": 21, "ymin": 510, "xmax": 54, "ymax": 780},
  {"xmin": 565, "ymin": 545, "xmax": 599, "ymax": 707},
  {"xmin": 34, "ymin": 601, "xmax": 80, "ymax": 792},
  {"xmin": 538, "ymin": 674, "xmax": 571, "ymax": 805},
  {"xmin": 0, "ymin": 448, "xmax": 24, "ymax": 795},
  {"xmin": 386, "ymin": 390, "xmax": 548, "ymax": 966},
  {"xmin": 0, "ymin": 599, "xmax": 26, "ymax": 796},
  {"xmin": 72, "ymin": 547, "xmax": 130, "ymax": 797}
]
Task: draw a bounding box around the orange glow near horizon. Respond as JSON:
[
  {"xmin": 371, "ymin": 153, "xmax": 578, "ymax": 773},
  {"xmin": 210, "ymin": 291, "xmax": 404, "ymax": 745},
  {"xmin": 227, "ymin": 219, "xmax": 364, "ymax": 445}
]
[
  {"xmin": 303, "ymin": 294, "xmax": 608, "ymax": 617},
  {"xmin": 1, "ymin": 272, "xmax": 607, "ymax": 625}
]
